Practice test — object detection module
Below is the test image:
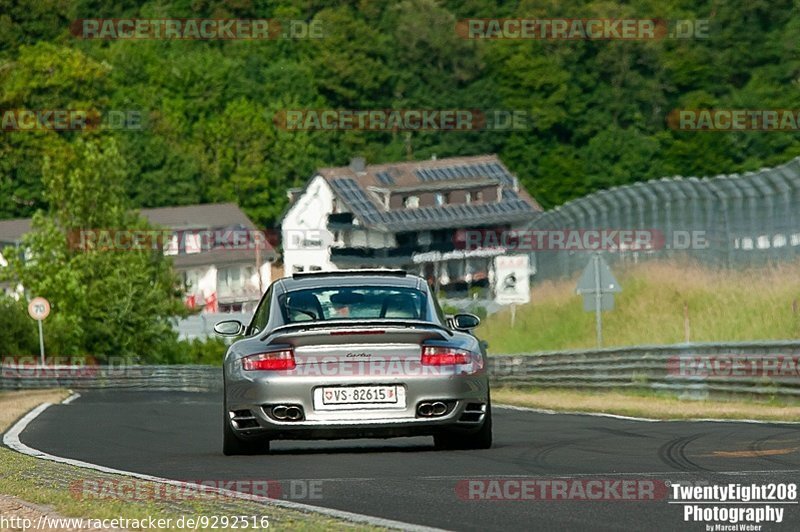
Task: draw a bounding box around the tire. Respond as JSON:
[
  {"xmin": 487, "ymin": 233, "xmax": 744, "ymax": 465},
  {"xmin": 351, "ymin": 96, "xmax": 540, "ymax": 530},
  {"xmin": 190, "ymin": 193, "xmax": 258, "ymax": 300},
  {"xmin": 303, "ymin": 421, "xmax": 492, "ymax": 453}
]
[
  {"xmin": 435, "ymin": 400, "xmax": 492, "ymax": 450},
  {"xmin": 223, "ymin": 409, "xmax": 270, "ymax": 456}
]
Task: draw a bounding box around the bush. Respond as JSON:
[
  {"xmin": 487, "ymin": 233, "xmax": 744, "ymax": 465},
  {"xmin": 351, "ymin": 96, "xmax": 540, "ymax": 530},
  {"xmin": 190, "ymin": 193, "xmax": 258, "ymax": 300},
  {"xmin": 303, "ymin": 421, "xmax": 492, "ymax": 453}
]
[
  {"xmin": 0, "ymin": 296, "xmax": 38, "ymax": 357},
  {"xmin": 172, "ymin": 338, "xmax": 227, "ymax": 366},
  {"xmin": 469, "ymin": 305, "xmax": 488, "ymax": 320}
]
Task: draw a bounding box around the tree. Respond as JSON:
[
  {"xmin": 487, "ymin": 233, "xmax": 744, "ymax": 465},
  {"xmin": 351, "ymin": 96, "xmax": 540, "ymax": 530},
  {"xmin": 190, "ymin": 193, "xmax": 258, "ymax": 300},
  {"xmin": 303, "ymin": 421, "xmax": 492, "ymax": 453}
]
[{"xmin": 2, "ymin": 137, "xmax": 185, "ymax": 361}]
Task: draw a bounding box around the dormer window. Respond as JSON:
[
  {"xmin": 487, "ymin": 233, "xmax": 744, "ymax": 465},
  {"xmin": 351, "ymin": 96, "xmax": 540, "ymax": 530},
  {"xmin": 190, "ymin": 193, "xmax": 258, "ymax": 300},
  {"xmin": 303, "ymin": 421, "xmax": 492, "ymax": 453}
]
[{"xmin": 404, "ymin": 195, "xmax": 419, "ymax": 208}]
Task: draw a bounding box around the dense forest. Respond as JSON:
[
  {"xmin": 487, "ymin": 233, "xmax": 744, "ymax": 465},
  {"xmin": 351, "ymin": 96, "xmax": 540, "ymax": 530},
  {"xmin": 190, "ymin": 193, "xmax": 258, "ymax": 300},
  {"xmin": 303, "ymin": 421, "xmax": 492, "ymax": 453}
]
[{"xmin": 1, "ymin": 0, "xmax": 799, "ymax": 229}]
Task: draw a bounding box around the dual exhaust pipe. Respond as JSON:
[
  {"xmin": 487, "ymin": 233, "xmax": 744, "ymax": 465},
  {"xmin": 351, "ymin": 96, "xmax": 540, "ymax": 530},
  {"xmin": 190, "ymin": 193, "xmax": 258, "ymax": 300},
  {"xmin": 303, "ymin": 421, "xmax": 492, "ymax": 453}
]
[
  {"xmin": 417, "ymin": 401, "xmax": 448, "ymax": 417},
  {"xmin": 271, "ymin": 405, "xmax": 304, "ymax": 421}
]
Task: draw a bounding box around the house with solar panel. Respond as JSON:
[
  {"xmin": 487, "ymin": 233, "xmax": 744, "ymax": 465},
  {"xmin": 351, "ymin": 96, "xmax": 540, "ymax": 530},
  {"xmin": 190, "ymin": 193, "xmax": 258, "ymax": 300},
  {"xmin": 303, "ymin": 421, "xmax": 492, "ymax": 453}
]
[{"xmin": 281, "ymin": 154, "xmax": 542, "ymax": 293}]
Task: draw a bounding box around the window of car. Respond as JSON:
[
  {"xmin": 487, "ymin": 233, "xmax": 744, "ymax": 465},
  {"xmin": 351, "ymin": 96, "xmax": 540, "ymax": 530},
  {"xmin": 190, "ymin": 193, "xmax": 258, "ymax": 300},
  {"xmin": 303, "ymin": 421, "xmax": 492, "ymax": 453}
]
[
  {"xmin": 278, "ymin": 286, "xmax": 428, "ymax": 323},
  {"xmin": 248, "ymin": 286, "xmax": 272, "ymax": 334}
]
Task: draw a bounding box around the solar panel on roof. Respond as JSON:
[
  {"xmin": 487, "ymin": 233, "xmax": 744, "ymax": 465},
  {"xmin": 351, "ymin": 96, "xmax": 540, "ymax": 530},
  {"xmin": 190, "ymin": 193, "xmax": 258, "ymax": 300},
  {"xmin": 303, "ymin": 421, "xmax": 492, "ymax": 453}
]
[
  {"xmin": 330, "ymin": 178, "xmax": 383, "ymax": 219},
  {"xmin": 376, "ymin": 171, "xmax": 395, "ymax": 185}
]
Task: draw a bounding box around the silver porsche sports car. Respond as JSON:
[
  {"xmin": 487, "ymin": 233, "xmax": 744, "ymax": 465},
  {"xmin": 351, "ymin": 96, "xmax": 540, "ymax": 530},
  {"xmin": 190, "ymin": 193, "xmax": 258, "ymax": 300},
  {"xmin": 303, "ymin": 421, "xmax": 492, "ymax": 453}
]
[{"xmin": 215, "ymin": 269, "xmax": 491, "ymax": 455}]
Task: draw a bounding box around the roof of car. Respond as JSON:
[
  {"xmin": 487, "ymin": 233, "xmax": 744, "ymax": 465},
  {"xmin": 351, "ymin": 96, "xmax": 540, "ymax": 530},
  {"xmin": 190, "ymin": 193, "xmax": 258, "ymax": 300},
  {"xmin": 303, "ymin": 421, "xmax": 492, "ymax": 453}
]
[{"xmin": 275, "ymin": 270, "xmax": 426, "ymax": 293}]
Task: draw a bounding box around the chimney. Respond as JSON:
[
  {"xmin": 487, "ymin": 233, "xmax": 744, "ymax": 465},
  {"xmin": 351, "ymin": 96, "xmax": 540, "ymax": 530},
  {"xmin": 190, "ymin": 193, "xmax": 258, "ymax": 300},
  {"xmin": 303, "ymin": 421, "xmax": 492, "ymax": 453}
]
[
  {"xmin": 349, "ymin": 157, "xmax": 366, "ymax": 173},
  {"xmin": 286, "ymin": 187, "xmax": 302, "ymax": 203}
]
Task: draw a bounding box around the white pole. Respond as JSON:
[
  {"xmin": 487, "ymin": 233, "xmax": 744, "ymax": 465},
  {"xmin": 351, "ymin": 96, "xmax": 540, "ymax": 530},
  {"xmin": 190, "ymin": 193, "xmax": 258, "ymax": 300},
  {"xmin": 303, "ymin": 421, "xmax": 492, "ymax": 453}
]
[
  {"xmin": 38, "ymin": 319, "xmax": 45, "ymax": 365},
  {"xmin": 593, "ymin": 254, "xmax": 603, "ymax": 348}
]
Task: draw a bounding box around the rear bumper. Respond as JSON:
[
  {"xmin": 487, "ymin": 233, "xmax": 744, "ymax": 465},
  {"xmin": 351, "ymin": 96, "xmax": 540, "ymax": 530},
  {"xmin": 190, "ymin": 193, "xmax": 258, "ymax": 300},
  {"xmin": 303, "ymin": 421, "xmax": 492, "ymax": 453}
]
[{"xmin": 224, "ymin": 368, "xmax": 489, "ymax": 440}]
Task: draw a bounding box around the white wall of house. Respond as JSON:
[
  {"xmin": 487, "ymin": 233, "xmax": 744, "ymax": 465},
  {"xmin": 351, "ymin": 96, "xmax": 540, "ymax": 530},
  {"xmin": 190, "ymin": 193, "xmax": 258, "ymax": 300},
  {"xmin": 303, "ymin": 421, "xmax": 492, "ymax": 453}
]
[
  {"xmin": 348, "ymin": 228, "xmax": 395, "ymax": 248},
  {"xmin": 0, "ymin": 250, "xmax": 24, "ymax": 299},
  {"xmin": 282, "ymin": 175, "xmax": 337, "ymax": 273},
  {"xmin": 182, "ymin": 262, "xmax": 271, "ymax": 311}
]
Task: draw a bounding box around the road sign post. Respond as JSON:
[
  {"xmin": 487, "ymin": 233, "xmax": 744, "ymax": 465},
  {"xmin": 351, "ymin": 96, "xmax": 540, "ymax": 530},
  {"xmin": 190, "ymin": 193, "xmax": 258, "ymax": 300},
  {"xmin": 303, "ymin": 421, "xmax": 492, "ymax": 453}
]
[
  {"xmin": 27, "ymin": 297, "xmax": 50, "ymax": 365},
  {"xmin": 593, "ymin": 254, "xmax": 603, "ymax": 346},
  {"xmin": 494, "ymin": 255, "xmax": 531, "ymax": 327},
  {"xmin": 576, "ymin": 254, "xmax": 621, "ymax": 348}
]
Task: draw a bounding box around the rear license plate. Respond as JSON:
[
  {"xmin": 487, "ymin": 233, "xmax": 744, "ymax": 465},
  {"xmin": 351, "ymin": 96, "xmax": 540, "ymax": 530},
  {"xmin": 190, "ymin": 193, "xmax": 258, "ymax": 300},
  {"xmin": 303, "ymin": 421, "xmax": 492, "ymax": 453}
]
[{"xmin": 314, "ymin": 385, "xmax": 405, "ymax": 410}]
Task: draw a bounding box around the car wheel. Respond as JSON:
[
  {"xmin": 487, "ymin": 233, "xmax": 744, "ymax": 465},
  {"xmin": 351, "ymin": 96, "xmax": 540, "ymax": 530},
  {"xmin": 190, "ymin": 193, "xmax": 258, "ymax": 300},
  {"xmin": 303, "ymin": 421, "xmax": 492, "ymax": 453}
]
[
  {"xmin": 223, "ymin": 409, "xmax": 270, "ymax": 456},
  {"xmin": 435, "ymin": 399, "xmax": 492, "ymax": 450}
]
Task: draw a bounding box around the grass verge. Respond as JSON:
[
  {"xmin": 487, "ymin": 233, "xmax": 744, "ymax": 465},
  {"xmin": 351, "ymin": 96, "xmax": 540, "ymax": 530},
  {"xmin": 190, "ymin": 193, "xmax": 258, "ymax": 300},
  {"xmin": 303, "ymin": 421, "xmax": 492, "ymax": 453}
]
[
  {"xmin": 0, "ymin": 390, "xmax": 383, "ymax": 531},
  {"xmin": 478, "ymin": 260, "xmax": 800, "ymax": 353},
  {"xmin": 493, "ymin": 387, "xmax": 800, "ymax": 422}
]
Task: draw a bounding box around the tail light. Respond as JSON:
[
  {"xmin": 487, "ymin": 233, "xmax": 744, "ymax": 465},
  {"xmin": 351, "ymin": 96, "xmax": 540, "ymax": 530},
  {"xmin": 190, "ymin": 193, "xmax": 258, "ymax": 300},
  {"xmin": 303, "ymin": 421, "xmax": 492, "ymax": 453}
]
[
  {"xmin": 421, "ymin": 346, "xmax": 472, "ymax": 366},
  {"xmin": 242, "ymin": 349, "xmax": 296, "ymax": 371}
]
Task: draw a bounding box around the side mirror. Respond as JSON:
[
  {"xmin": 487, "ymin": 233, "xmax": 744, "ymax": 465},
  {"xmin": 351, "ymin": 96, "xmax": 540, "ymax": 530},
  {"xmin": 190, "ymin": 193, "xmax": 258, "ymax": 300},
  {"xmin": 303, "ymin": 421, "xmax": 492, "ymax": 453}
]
[
  {"xmin": 452, "ymin": 313, "xmax": 480, "ymax": 331},
  {"xmin": 214, "ymin": 319, "xmax": 244, "ymax": 337}
]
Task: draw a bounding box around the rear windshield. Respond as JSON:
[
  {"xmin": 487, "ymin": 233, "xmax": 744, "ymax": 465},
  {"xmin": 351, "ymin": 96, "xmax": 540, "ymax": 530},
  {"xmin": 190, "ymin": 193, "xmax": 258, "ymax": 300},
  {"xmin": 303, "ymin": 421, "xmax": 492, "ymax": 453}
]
[{"xmin": 278, "ymin": 286, "xmax": 427, "ymax": 322}]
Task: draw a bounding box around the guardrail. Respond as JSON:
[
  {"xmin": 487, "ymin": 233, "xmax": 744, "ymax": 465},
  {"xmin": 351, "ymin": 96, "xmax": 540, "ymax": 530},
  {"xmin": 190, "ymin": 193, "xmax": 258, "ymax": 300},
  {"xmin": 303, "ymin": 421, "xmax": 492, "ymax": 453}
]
[
  {"xmin": 0, "ymin": 365, "xmax": 222, "ymax": 392},
  {"xmin": 485, "ymin": 341, "xmax": 800, "ymax": 398},
  {"xmin": 2, "ymin": 341, "xmax": 800, "ymax": 398}
]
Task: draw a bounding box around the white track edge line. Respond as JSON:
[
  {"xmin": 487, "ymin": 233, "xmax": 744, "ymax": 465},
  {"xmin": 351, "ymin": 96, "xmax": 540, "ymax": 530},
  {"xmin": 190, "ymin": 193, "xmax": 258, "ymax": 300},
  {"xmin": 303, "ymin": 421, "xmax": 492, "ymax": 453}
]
[
  {"xmin": 61, "ymin": 391, "xmax": 80, "ymax": 405},
  {"xmin": 2, "ymin": 395, "xmax": 447, "ymax": 532},
  {"xmin": 495, "ymin": 403, "xmax": 800, "ymax": 424}
]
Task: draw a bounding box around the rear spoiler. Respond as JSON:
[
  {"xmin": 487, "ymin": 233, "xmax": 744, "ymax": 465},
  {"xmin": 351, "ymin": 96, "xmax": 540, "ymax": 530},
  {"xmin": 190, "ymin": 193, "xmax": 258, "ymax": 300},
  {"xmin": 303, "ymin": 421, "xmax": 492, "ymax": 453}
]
[
  {"xmin": 260, "ymin": 319, "xmax": 453, "ymax": 341},
  {"xmin": 291, "ymin": 269, "xmax": 407, "ymax": 280}
]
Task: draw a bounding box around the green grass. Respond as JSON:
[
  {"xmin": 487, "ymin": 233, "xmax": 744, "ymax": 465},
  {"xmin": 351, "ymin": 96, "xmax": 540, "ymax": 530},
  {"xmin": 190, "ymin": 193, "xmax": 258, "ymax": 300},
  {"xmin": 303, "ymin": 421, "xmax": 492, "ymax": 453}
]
[
  {"xmin": 0, "ymin": 448, "xmax": 379, "ymax": 531},
  {"xmin": 478, "ymin": 260, "xmax": 800, "ymax": 353},
  {"xmin": 493, "ymin": 386, "xmax": 800, "ymax": 421}
]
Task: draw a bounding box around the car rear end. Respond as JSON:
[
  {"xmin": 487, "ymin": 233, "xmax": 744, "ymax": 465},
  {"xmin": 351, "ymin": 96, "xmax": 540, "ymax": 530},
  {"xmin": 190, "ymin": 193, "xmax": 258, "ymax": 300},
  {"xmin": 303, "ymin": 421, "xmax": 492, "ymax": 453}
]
[
  {"xmin": 222, "ymin": 272, "xmax": 491, "ymax": 453},
  {"xmin": 225, "ymin": 322, "xmax": 489, "ymax": 440}
]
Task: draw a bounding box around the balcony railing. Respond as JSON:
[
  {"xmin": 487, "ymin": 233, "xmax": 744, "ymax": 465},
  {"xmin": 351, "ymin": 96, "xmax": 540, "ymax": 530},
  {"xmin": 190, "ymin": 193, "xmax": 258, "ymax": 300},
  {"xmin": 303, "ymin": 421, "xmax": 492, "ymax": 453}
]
[{"xmin": 330, "ymin": 242, "xmax": 456, "ymax": 262}]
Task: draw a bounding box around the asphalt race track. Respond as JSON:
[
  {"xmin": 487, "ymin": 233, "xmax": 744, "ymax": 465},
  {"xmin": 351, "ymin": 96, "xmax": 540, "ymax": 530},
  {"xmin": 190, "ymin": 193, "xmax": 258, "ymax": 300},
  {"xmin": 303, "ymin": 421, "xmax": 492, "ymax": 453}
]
[{"xmin": 11, "ymin": 391, "xmax": 800, "ymax": 531}]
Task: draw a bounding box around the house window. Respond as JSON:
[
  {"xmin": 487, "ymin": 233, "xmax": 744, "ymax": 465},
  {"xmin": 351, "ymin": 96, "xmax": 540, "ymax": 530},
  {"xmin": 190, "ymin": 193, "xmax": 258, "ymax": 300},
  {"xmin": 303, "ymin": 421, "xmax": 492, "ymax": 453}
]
[
  {"xmin": 217, "ymin": 267, "xmax": 244, "ymax": 294},
  {"xmin": 292, "ymin": 265, "xmax": 304, "ymax": 273},
  {"xmin": 475, "ymin": 190, "xmax": 483, "ymax": 202},
  {"xmin": 164, "ymin": 234, "xmax": 179, "ymax": 255},
  {"xmin": 181, "ymin": 269, "xmax": 201, "ymax": 293},
  {"xmin": 435, "ymin": 192, "xmax": 449, "ymax": 206},
  {"xmin": 309, "ymin": 265, "xmax": 322, "ymax": 271},
  {"xmin": 184, "ymin": 232, "xmax": 201, "ymax": 254},
  {"xmin": 464, "ymin": 191, "xmax": 472, "ymax": 204},
  {"xmin": 403, "ymin": 195, "xmax": 419, "ymax": 208}
]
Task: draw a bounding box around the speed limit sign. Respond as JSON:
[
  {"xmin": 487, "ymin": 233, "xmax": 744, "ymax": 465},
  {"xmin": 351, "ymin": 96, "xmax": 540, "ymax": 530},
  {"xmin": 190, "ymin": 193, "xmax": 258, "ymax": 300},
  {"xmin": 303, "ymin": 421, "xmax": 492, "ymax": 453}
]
[
  {"xmin": 28, "ymin": 297, "xmax": 50, "ymax": 365},
  {"xmin": 28, "ymin": 297, "xmax": 50, "ymax": 321}
]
